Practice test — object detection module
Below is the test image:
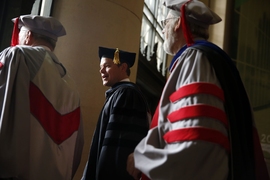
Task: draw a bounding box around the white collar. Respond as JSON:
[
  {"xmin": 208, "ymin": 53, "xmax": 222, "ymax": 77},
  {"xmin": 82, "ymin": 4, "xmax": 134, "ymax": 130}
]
[{"xmin": 120, "ymin": 78, "xmax": 130, "ymax": 82}]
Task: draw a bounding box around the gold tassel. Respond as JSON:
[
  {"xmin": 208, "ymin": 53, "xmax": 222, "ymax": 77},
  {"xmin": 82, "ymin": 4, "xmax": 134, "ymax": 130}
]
[{"xmin": 113, "ymin": 48, "xmax": 121, "ymax": 65}]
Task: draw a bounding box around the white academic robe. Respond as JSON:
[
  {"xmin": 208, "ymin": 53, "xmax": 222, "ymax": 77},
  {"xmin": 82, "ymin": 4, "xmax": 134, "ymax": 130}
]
[
  {"xmin": 134, "ymin": 47, "xmax": 229, "ymax": 180},
  {"xmin": 0, "ymin": 45, "xmax": 84, "ymax": 180}
]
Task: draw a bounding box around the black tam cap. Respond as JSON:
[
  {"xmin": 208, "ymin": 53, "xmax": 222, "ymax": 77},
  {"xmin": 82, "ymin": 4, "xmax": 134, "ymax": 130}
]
[{"xmin": 98, "ymin": 46, "xmax": 136, "ymax": 68}]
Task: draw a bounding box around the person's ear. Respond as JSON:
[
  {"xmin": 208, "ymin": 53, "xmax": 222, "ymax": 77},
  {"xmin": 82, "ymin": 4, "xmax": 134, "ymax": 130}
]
[
  {"xmin": 26, "ymin": 30, "xmax": 32, "ymax": 38},
  {"xmin": 174, "ymin": 18, "xmax": 181, "ymax": 31},
  {"xmin": 25, "ymin": 31, "xmax": 32, "ymax": 44},
  {"xmin": 121, "ymin": 63, "xmax": 128, "ymax": 71}
]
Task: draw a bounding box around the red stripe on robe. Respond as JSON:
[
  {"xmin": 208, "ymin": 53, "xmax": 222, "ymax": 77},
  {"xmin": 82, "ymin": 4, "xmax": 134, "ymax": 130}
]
[
  {"xmin": 170, "ymin": 82, "xmax": 224, "ymax": 103},
  {"xmin": 29, "ymin": 82, "xmax": 80, "ymax": 144},
  {"xmin": 167, "ymin": 104, "xmax": 228, "ymax": 128},
  {"xmin": 164, "ymin": 127, "xmax": 230, "ymax": 152}
]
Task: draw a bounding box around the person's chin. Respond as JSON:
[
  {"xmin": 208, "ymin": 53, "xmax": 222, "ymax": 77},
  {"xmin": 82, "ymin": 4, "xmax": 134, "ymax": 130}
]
[
  {"xmin": 163, "ymin": 43, "xmax": 174, "ymax": 56},
  {"xmin": 103, "ymin": 81, "xmax": 111, "ymax": 87},
  {"xmin": 102, "ymin": 81, "xmax": 108, "ymax": 86}
]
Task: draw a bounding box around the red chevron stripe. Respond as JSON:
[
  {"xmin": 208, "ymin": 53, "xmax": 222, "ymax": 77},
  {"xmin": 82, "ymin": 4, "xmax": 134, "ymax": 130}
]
[
  {"xmin": 29, "ymin": 82, "xmax": 80, "ymax": 144},
  {"xmin": 167, "ymin": 104, "xmax": 228, "ymax": 128},
  {"xmin": 170, "ymin": 82, "xmax": 224, "ymax": 103},
  {"xmin": 163, "ymin": 127, "xmax": 230, "ymax": 152}
]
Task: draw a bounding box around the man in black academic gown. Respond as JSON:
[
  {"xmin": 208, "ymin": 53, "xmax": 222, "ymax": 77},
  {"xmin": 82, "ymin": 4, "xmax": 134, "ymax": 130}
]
[{"xmin": 82, "ymin": 47, "xmax": 150, "ymax": 180}]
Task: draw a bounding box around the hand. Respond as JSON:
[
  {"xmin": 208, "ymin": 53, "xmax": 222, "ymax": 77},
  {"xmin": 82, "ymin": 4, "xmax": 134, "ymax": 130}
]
[{"xmin": 127, "ymin": 153, "xmax": 141, "ymax": 180}]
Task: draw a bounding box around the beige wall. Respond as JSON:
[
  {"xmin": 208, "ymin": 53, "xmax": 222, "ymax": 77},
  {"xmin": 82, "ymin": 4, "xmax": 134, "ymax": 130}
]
[{"xmin": 51, "ymin": 0, "xmax": 144, "ymax": 179}]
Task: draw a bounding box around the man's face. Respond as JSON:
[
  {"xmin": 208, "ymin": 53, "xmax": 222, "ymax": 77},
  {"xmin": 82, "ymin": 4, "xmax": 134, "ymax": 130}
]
[
  {"xmin": 162, "ymin": 13, "xmax": 179, "ymax": 55},
  {"xmin": 99, "ymin": 57, "xmax": 123, "ymax": 87}
]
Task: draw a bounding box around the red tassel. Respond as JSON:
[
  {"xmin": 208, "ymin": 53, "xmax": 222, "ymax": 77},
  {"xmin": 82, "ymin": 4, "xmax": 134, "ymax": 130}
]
[
  {"xmin": 181, "ymin": 0, "xmax": 194, "ymax": 47},
  {"xmin": 11, "ymin": 17, "xmax": 19, "ymax": 46}
]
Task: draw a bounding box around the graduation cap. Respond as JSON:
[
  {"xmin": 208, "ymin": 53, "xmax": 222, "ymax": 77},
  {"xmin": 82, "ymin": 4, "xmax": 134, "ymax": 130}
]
[
  {"xmin": 98, "ymin": 46, "xmax": 136, "ymax": 68},
  {"xmin": 163, "ymin": 0, "xmax": 221, "ymax": 46},
  {"xmin": 11, "ymin": 14, "xmax": 66, "ymax": 46}
]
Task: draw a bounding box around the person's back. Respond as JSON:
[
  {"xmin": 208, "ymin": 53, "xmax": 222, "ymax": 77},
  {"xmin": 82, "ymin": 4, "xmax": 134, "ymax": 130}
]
[{"xmin": 0, "ymin": 15, "xmax": 84, "ymax": 180}]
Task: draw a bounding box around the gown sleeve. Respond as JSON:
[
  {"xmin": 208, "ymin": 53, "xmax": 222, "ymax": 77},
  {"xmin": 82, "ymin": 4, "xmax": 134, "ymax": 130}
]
[
  {"xmin": 96, "ymin": 85, "xmax": 150, "ymax": 179},
  {"xmin": 134, "ymin": 48, "xmax": 229, "ymax": 180}
]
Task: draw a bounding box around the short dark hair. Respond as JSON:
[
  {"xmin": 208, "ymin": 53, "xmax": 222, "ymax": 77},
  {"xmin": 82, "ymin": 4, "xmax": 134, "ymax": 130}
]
[
  {"xmin": 117, "ymin": 63, "xmax": 131, "ymax": 76},
  {"xmin": 126, "ymin": 68, "xmax": 131, "ymax": 76}
]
